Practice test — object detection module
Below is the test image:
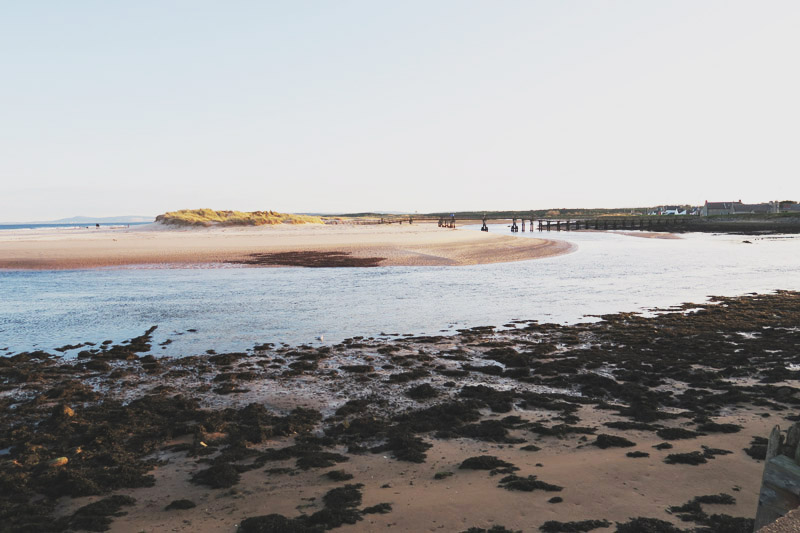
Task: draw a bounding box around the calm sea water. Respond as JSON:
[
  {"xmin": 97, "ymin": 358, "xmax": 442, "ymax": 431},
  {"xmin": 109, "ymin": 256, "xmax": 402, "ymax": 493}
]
[
  {"xmin": 1, "ymin": 227, "xmax": 799, "ymax": 357},
  {"xmin": 0, "ymin": 222, "xmax": 151, "ymax": 231}
]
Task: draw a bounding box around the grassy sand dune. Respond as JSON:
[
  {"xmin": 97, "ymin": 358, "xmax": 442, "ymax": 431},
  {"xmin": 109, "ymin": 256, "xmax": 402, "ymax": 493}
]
[{"xmin": 155, "ymin": 208, "xmax": 324, "ymax": 227}]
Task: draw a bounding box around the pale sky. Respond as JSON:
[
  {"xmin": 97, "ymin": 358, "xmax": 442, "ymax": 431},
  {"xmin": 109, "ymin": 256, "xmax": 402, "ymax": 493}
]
[{"xmin": 2, "ymin": 1, "xmax": 799, "ymax": 221}]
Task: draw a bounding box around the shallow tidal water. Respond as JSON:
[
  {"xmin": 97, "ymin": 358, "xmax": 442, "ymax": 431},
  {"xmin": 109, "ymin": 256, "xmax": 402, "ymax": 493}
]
[{"xmin": 1, "ymin": 227, "xmax": 799, "ymax": 357}]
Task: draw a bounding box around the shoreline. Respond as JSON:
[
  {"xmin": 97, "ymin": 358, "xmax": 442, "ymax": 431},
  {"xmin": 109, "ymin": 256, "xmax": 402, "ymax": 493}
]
[
  {"xmin": 2, "ymin": 292, "xmax": 798, "ymax": 532},
  {"xmin": 0, "ymin": 222, "xmax": 575, "ymax": 270}
]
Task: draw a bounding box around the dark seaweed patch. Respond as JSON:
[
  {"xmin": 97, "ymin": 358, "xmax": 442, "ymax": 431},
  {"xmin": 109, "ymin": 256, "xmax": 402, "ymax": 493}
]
[
  {"xmin": 324, "ymin": 470, "xmax": 353, "ymax": 482},
  {"xmin": 461, "ymin": 527, "xmax": 520, "ymax": 533},
  {"xmin": 695, "ymin": 422, "xmax": 741, "ymax": 434},
  {"xmin": 540, "ymin": 519, "xmax": 611, "ymax": 532},
  {"xmin": 664, "ymin": 452, "xmax": 707, "ymax": 465},
  {"xmin": 459, "ymin": 456, "xmax": 515, "ymax": 470},
  {"xmin": 191, "ymin": 463, "xmax": 242, "ymax": 489},
  {"xmin": 405, "ymin": 383, "xmax": 439, "ymax": 400},
  {"xmin": 592, "ymin": 434, "xmax": 636, "ymax": 449},
  {"xmin": 165, "ymin": 499, "xmax": 196, "ymax": 510},
  {"xmin": 615, "ymin": 517, "xmax": 685, "ymax": 533},
  {"xmin": 656, "ymin": 428, "xmax": 704, "ymax": 440},
  {"xmin": 372, "ymin": 432, "xmax": 432, "ymax": 463},
  {"xmin": 743, "ymin": 436, "xmax": 768, "ymax": 460},
  {"xmin": 67, "ymin": 495, "xmax": 136, "ymax": 532},
  {"xmin": 239, "ymin": 514, "xmax": 321, "ymax": 533},
  {"xmin": 445, "ymin": 420, "xmax": 525, "ymax": 443},
  {"xmin": 529, "ymin": 423, "xmax": 596, "ymax": 438},
  {"xmin": 305, "ymin": 483, "xmax": 364, "ymax": 529},
  {"xmin": 627, "ymin": 451, "xmax": 650, "ymax": 458},
  {"xmin": 361, "ymin": 502, "xmax": 392, "ymax": 514},
  {"xmin": 498, "ymin": 474, "xmax": 562, "ymax": 492}
]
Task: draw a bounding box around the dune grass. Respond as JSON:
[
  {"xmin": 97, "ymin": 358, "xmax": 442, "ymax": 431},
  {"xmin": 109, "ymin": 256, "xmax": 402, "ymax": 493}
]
[{"xmin": 155, "ymin": 209, "xmax": 324, "ymax": 227}]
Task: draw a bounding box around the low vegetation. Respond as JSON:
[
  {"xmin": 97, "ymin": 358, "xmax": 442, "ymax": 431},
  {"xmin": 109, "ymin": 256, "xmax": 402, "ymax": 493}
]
[{"xmin": 155, "ymin": 209, "xmax": 324, "ymax": 227}]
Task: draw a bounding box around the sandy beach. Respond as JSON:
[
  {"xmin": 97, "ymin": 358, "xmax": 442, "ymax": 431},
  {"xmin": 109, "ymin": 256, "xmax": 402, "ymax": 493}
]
[
  {"xmin": 2, "ymin": 292, "xmax": 797, "ymax": 532},
  {"xmin": 0, "ymin": 222, "xmax": 574, "ymax": 270}
]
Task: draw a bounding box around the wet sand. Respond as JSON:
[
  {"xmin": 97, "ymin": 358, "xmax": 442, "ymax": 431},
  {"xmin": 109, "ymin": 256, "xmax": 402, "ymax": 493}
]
[
  {"xmin": 2, "ymin": 292, "xmax": 798, "ymax": 532},
  {"xmin": 0, "ymin": 222, "xmax": 573, "ymax": 270}
]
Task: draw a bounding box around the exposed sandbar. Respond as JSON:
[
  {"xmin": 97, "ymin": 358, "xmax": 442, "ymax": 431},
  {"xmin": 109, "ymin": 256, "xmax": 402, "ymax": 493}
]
[{"xmin": 0, "ymin": 222, "xmax": 574, "ymax": 270}]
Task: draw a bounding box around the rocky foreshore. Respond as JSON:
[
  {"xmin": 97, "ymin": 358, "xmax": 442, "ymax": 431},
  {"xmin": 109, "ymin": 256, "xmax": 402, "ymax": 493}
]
[{"xmin": 2, "ymin": 292, "xmax": 800, "ymax": 532}]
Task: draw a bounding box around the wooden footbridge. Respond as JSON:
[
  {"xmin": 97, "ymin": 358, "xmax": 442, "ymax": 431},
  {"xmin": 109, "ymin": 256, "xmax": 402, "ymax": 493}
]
[{"xmin": 377, "ymin": 214, "xmax": 691, "ymax": 232}]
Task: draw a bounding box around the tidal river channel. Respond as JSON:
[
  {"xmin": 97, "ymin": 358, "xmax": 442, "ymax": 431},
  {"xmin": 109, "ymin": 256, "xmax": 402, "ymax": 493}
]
[{"xmin": 1, "ymin": 227, "xmax": 799, "ymax": 357}]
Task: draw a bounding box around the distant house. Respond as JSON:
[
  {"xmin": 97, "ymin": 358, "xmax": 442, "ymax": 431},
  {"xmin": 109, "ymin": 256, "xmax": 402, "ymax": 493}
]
[
  {"xmin": 661, "ymin": 205, "xmax": 687, "ymax": 215},
  {"xmin": 701, "ymin": 200, "xmax": 779, "ymax": 216},
  {"xmin": 782, "ymin": 203, "xmax": 800, "ymax": 213},
  {"xmin": 650, "ymin": 205, "xmax": 688, "ymax": 215}
]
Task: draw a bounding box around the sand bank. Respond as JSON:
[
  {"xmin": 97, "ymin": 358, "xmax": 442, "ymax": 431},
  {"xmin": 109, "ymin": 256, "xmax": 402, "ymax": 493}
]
[{"xmin": 0, "ymin": 222, "xmax": 574, "ymax": 270}]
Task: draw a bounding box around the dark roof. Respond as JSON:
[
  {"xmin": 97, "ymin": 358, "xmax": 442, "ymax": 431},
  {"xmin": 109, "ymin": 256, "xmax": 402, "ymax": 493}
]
[
  {"xmin": 705, "ymin": 202, "xmax": 741, "ymax": 209},
  {"xmin": 739, "ymin": 204, "xmax": 772, "ymax": 213}
]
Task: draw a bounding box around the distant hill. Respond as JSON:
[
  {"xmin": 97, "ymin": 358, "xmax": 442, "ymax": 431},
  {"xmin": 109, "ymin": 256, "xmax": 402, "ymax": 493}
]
[{"xmin": 31, "ymin": 215, "xmax": 154, "ymax": 224}]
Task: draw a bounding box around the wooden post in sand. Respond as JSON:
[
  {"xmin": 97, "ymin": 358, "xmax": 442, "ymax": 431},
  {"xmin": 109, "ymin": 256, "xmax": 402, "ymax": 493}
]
[{"xmin": 754, "ymin": 423, "xmax": 800, "ymax": 531}]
